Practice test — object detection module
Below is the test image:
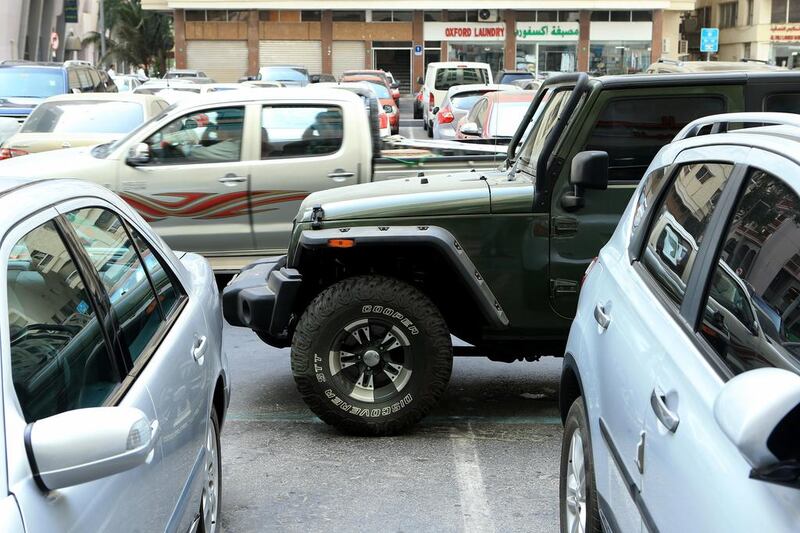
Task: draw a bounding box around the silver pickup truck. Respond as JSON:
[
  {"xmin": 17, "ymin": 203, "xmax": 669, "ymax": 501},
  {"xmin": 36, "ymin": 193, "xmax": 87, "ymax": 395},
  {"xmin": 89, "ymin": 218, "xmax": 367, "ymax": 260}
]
[{"xmin": 0, "ymin": 88, "xmax": 505, "ymax": 270}]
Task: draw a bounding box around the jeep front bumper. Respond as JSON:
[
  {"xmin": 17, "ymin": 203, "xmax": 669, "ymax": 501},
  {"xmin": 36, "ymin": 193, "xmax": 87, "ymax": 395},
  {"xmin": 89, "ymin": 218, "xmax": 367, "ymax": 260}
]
[{"xmin": 221, "ymin": 256, "xmax": 302, "ymax": 347}]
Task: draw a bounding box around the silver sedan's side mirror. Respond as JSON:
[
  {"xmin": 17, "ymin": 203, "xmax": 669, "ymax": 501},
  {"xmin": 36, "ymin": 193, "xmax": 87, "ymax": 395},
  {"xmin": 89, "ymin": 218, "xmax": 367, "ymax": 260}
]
[
  {"xmin": 460, "ymin": 122, "xmax": 480, "ymax": 136},
  {"xmin": 26, "ymin": 407, "xmax": 158, "ymax": 490},
  {"xmin": 126, "ymin": 142, "xmax": 151, "ymax": 166}
]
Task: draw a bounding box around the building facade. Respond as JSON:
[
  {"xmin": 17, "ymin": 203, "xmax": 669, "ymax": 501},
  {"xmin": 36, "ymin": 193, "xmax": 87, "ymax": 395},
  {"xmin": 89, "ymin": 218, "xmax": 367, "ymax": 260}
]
[
  {"xmin": 141, "ymin": 1, "xmax": 695, "ymax": 86},
  {"xmin": 688, "ymin": 0, "xmax": 800, "ymax": 66}
]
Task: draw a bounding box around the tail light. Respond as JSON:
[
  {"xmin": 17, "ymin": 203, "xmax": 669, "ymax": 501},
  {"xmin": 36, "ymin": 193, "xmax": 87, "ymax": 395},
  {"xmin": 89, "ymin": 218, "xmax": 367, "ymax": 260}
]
[
  {"xmin": 581, "ymin": 257, "xmax": 599, "ymax": 287},
  {"xmin": 392, "ymin": 88, "xmax": 400, "ymax": 99},
  {"xmin": 0, "ymin": 148, "xmax": 29, "ymax": 160},
  {"xmin": 429, "ymin": 92, "xmax": 435, "ymax": 109},
  {"xmin": 379, "ymin": 112, "xmax": 388, "ymax": 129},
  {"xmin": 437, "ymin": 106, "xmax": 454, "ymax": 124}
]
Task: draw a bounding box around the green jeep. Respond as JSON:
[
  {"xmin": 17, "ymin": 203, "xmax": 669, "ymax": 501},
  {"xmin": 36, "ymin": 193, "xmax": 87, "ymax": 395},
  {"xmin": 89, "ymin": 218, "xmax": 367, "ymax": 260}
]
[{"xmin": 223, "ymin": 71, "xmax": 800, "ymax": 435}]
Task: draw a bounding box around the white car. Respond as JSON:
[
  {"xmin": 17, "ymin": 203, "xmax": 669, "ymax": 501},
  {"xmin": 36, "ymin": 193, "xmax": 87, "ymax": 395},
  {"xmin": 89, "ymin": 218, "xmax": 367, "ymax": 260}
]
[
  {"xmin": 561, "ymin": 113, "xmax": 800, "ymax": 533},
  {"xmin": 419, "ymin": 61, "xmax": 492, "ymax": 137},
  {"xmin": 0, "ymin": 177, "xmax": 229, "ymax": 532}
]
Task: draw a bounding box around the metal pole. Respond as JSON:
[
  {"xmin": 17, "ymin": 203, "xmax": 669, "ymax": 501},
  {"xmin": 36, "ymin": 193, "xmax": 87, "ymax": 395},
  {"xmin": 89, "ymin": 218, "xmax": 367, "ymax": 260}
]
[{"xmin": 99, "ymin": 0, "xmax": 106, "ymax": 61}]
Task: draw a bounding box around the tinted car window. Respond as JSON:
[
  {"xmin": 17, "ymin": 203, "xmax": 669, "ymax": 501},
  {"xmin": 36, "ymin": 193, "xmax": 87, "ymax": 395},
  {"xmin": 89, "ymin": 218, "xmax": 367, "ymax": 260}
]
[
  {"xmin": 434, "ymin": 68, "xmax": 490, "ymax": 90},
  {"xmin": 700, "ymin": 170, "xmax": 800, "ymax": 374},
  {"xmin": 66, "ymin": 208, "xmax": 164, "ymax": 363},
  {"xmin": 586, "ymin": 96, "xmax": 726, "ymax": 181},
  {"xmin": 129, "ymin": 229, "xmax": 180, "ymax": 317},
  {"xmin": 261, "ymin": 106, "xmax": 343, "ymax": 159},
  {"xmin": 7, "ymin": 221, "xmax": 120, "ymax": 422},
  {"xmin": 451, "ymin": 90, "xmax": 494, "ymax": 110},
  {"xmin": 0, "ymin": 67, "xmax": 66, "ymax": 98},
  {"xmin": 21, "ymin": 100, "xmax": 145, "ymax": 134},
  {"xmin": 641, "ymin": 163, "xmax": 735, "ymax": 305},
  {"xmin": 145, "ymin": 106, "xmax": 244, "ymax": 164},
  {"xmin": 763, "ymin": 93, "xmax": 800, "ymax": 113}
]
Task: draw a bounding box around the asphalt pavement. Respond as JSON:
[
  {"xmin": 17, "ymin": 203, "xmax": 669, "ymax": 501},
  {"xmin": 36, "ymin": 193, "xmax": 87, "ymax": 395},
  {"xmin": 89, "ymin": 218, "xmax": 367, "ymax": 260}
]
[{"xmin": 219, "ymin": 103, "xmax": 561, "ymax": 532}]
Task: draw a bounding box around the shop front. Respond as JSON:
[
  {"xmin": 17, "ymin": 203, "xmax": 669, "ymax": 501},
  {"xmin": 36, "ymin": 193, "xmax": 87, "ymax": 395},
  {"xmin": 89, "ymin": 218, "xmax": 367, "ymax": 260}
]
[
  {"xmin": 771, "ymin": 25, "xmax": 800, "ymax": 68},
  {"xmin": 515, "ymin": 21, "xmax": 578, "ymax": 77},
  {"xmin": 423, "ymin": 21, "xmax": 506, "ymax": 77},
  {"xmin": 589, "ymin": 21, "xmax": 652, "ymax": 75}
]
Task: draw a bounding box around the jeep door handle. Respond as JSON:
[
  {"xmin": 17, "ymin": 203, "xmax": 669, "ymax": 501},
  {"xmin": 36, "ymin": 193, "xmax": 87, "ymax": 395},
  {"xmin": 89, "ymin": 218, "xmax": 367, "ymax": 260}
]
[
  {"xmin": 594, "ymin": 303, "xmax": 611, "ymax": 329},
  {"xmin": 192, "ymin": 335, "xmax": 208, "ymax": 362},
  {"xmin": 218, "ymin": 174, "xmax": 247, "ymax": 186},
  {"xmin": 328, "ymin": 169, "xmax": 355, "ymax": 182},
  {"xmin": 651, "ymin": 388, "xmax": 679, "ymax": 433}
]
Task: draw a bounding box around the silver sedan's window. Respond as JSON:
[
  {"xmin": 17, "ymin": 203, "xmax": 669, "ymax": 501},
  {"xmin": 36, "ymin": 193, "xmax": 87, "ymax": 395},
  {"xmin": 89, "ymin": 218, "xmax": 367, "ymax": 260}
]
[{"xmin": 7, "ymin": 221, "xmax": 120, "ymax": 421}]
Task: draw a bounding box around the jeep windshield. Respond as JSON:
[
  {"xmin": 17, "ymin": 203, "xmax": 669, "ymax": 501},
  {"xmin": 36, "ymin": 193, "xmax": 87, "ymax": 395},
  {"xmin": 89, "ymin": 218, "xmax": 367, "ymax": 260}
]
[{"xmin": 516, "ymin": 88, "xmax": 573, "ymax": 176}]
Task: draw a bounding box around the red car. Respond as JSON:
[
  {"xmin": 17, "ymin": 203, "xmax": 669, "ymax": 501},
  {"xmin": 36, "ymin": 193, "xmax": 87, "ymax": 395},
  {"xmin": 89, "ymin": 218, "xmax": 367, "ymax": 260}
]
[
  {"xmin": 341, "ymin": 74, "xmax": 399, "ymax": 134},
  {"xmin": 455, "ymin": 91, "xmax": 535, "ymax": 142},
  {"xmin": 342, "ymin": 69, "xmax": 400, "ymax": 100}
]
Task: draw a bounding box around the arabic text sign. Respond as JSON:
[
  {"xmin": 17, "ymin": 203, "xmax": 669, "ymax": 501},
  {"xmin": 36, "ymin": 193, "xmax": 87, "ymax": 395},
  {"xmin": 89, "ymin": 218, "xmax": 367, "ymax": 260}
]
[
  {"xmin": 771, "ymin": 25, "xmax": 800, "ymax": 42},
  {"xmin": 700, "ymin": 27, "xmax": 719, "ymax": 53},
  {"xmin": 423, "ymin": 22, "xmax": 506, "ymax": 41},
  {"xmin": 515, "ymin": 22, "xmax": 580, "ymax": 41}
]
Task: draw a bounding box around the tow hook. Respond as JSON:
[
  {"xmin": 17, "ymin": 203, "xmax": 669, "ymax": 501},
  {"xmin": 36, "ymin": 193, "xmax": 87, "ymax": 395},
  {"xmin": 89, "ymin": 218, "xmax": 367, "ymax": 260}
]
[{"xmin": 311, "ymin": 205, "xmax": 325, "ymax": 229}]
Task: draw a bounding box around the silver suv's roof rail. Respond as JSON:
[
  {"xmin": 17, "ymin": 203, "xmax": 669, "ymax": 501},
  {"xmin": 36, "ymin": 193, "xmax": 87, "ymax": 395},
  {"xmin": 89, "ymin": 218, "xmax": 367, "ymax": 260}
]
[{"xmin": 675, "ymin": 112, "xmax": 800, "ymax": 141}]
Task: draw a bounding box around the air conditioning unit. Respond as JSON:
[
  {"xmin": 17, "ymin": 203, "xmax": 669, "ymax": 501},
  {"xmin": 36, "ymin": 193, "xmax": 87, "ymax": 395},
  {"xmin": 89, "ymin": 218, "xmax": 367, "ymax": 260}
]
[
  {"xmin": 678, "ymin": 39, "xmax": 689, "ymax": 55},
  {"xmin": 478, "ymin": 9, "xmax": 499, "ymax": 23}
]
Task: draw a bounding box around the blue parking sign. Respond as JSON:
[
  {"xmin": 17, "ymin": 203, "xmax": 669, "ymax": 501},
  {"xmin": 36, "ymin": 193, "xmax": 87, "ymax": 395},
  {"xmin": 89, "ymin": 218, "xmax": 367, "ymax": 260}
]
[
  {"xmin": 700, "ymin": 27, "xmax": 719, "ymax": 53},
  {"xmin": 414, "ymin": 45, "xmax": 423, "ymax": 56}
]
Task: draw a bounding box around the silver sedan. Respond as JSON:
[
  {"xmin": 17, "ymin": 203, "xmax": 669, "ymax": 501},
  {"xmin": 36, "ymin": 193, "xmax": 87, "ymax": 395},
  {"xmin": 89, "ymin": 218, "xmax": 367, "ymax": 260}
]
[
  {"xmin": 432, "ymin": 83, "xmax": 520, "ymax": 140},
  {"xmin": 0, "ymin": 177, "xmax": 229, "ymax": 532}
]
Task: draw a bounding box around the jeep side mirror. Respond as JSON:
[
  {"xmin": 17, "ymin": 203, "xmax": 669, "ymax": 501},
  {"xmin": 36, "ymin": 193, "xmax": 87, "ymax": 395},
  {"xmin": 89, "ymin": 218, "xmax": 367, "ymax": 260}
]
[
  {"xmin": 126, "ymin": 142, "xmax": 151, "ymax": 166},
  {"xmin": 715, "ymin": 367, "xmax": 800, "ymax": 489},
  {"xmin": 460, "ymin": 122, "xmax": 480, "ymax": 136},
  {"xmin": 562, "ymin": 151, "xmax": 609, "ymax": 210}
]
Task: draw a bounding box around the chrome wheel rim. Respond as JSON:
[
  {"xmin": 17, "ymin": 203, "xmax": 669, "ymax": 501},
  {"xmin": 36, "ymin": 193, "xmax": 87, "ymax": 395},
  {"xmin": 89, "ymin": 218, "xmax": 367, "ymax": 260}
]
[
  {"xmin": 329, "ymin": 318, "xmax": 412, "ymax": 403},
  {"xmin": 202, "ymin": 421, "xmax": 219, "ymax": 533},
  {"xmin": 565, "ymin": 430, "xmax": 587, "ymax": 533}
]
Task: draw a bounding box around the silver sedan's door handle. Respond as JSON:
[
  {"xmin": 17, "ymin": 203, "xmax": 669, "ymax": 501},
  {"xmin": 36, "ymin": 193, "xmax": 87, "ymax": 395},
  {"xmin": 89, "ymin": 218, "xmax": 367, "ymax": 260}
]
[
  {"xmin": 650, "ymin": 388, "xmax": 680, "ymax": 433},
  {"xmin": 218, "ymin": 174, "xmax": 247, "ymax": 186},
  {"xmin": 594, "ymin": 303, "xmax": 611, "ymax": 330},
  {"xmin": 192, "ymin": 335, "xmax": 208, "ymax": 362},
  {"xmin": 328, "ymin": 169, "xmax": 355, "ymax": 182}
]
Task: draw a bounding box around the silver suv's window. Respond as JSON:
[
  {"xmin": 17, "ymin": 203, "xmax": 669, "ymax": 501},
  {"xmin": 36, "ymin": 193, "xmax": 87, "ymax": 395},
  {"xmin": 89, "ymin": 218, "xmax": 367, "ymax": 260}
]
[
  {"xmin": 641, "ymin": 163, "xmax": 735, "ymax": 305},
  {"xmin": 700, "ymin": 170, "xmax": 800, "ymax": 374},
  {"xmin": 145, "ymin": 106, "xmax": 244, "ymax": 164},
  {"xmin": 260, "ymin": 106, "xmax": 343, "ymax": 159},
  {"xmin": 7, "ymin": 221, "xmax": 121, "ymax": 422}
]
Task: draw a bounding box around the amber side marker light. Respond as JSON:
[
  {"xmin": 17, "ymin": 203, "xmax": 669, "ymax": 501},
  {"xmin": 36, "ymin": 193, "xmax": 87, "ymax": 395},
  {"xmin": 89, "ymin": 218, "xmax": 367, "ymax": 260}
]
[{"xmin": 328, "ymin": 239, "xmax": 355, "ymax": 248}]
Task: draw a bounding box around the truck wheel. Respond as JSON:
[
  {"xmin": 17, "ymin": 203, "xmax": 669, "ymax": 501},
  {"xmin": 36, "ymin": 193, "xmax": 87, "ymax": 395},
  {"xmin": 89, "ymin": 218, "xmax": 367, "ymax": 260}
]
[
  {"xmin": 291, "ymin": 275, "xmax": 453, "ymax": 436},
  {"xmin": 427, "ymin": 121, "xmax": 434, "ymax": 138}
]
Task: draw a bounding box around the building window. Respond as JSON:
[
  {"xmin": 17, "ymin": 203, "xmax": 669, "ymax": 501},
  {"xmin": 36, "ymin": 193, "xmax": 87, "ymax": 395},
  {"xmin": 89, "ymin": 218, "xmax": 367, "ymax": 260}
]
[
  {"xmin": 333, "ymin": 11, "xmax": 365, "ymax": 22},
  {"xmin": 772, "ymin": 0, "xmax": 788, "ymax": 23},
  {"xmin": 516, "ymin": 11, "xmax": 536, "ymax": 22},
  {"xmin": 372, "ymin": 10, "xmax": 412, "ymax": 22},
  {"xmin": 424, "ymin": 11, "xmax": 442, "ymax": 22},
  {"xmin": 791, "ymin": 0, "xmax": 800, "ymax": 21},
  {"xmin": 610, "ymin": 11, "xmax": 631, "ymax": 22},
  {"xmin": 632, "ymin": 11, "xmax": 653, "ymax": 22},
  {"xmin": 719, "ymin": 2, "xmax": 738, "ymax": 28},
  {"xmin": 185, "ymin": 10, "xmax": 205, "ymax": 21},
  {"xmin": 747, "ymin": 0, "xmax": 755, "ymax": 25},
  {"xmin": 537, "ymin": 11, "xmax": 558, "ymax": 22},
  {"xmin": 744, "ymin": 42, "xmax": 752, "ymax": 59},
  {"xmin": 697, "ymin": 6, "xmax": 712, "ymax": 27},
  {"xmin": 301, "ymin": 10, "xmax": 321, "ymax": 22},
  {"xmin": 447, "ymin": 11, "xmax": 467, "ymax": 22},
  {"xmin": 392, "ymin": 11, "xmax": 413, "ymax": 22},
  {"xmin": 227, "ymin": 10, "xmax": 248, "ymax": 22},
  {"xmin": 372, "ymin": 10, "xmax": 392, "ymax": 21},
  {"xmin": 205, "ymin": 10, "xmax": 226, "ymax": 22},
  {"xmin": 591, "ymin": 11, "xmax": 609, "ymax": 21},
  {"xmin": 559, "ymin": 11, "xmax": 580, "ymax": 22}
]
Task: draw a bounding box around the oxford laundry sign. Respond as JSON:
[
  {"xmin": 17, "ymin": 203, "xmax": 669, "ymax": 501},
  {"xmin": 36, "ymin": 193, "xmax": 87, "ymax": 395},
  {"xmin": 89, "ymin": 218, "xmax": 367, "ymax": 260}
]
[
  {"xmin": 424, "ymin": 22, "xmax": 506, "ymax": 41},
  {"xmin": 516, "ymin": 22, "xmax": 580, "ymax": 41}
]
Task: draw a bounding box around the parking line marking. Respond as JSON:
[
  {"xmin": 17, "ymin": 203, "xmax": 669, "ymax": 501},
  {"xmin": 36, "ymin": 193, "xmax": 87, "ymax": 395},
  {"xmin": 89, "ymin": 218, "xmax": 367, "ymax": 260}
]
[{"xmin": 451, "ymin": 423, "xmax": 496, "ymax": 533}]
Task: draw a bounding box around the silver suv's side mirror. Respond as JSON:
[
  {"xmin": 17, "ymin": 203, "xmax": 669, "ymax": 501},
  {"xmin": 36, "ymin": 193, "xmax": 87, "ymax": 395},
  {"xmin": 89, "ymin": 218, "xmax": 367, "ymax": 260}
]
[
  {"xmin": 714, "ymin": 368, "xmax": 800, "ymax": 488},
  {"xmin": 26, "ymin": 407, "xmax": 158, "ymax": 491},
  {"xmin": 460, "ymin": 122, "xmax": 480, "ymax": 136},
  {"xmin": 126, "ymin": 142, "xmax": 151, "ymax": 166}
]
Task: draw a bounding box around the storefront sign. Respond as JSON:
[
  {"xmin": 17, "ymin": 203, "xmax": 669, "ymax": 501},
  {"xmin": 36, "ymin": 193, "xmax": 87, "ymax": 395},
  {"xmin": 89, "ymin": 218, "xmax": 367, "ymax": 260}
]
[
  {"xmin": 515, "ymin": 22, "xmax": 579, "ymax": 41},
  {"xmin": 423, "ymin": 22, "xmax": 506, "ymax": 41},
  {"xmin": 771, "ymin": 25, "xmax": 800, "ymax": 42},
  {"xmin": 589, "ymin": 22, "xmax": 652, "ymax": 42}
]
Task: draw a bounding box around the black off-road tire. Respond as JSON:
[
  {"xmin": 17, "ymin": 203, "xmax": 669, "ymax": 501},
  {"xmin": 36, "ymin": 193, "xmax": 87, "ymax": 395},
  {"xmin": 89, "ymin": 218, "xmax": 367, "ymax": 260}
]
[
  {"xmin": 559, "ymin": 398, "xmax": 601, "ymax": 533},
  {"xmin": 291, "ymin": 275, "xmax": 453, "ymax": 436}
]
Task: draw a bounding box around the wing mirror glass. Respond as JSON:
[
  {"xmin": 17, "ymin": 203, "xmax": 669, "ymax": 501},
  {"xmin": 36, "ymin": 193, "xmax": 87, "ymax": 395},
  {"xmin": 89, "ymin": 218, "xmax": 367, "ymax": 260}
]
[
  {"xmin": 460, "ymin": 122, "xmax": 480, "ymax": 136},
  {"xmin": 715, "ymin": 367, "xmax": 800, "ymax": 489},
  {"xmin": 126, "ymin": 142, "xmax": 151, "ymax": 166},
  {"xmin": 26, "ymin": 407, "xmax": 158, "ymax": 490},
  {"xmin": 562, "ymin": 150, "xmax": 609, "ymax": 210}
]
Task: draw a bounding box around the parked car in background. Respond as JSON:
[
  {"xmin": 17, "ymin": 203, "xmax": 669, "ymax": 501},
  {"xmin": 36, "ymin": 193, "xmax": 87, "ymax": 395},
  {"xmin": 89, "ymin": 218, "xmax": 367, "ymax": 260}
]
[
  {"xmin": 455, "ymin": 90, "xmax": 535, "ymax": 144},
  {"xmin": 0, "ymin": 118, "xmax": 20, "ymax": 146},
  {"xmin": 0, "ymin": 176, "xmax": 228, "ymax": 533},
  {"xmin": 163, "ymin": 68, "xmax": 213, "ymax": 81},
  {"xmin": 496, "ymin": 69, "xmax": 534, "ymax": 85},
  {"xmin": 205, "ymin": 83, "xmax": 248, "ymax": 93},
  {"xmin": 646, "ymin": 58, "xmax": 785, "ymax": 73},
  {"xmin": 420, "ymin": 61, "xmax": 493, "ymax": 136},
  {"xmin": 0, "ymin": 93, "xmax": 167, "ymax": 160},
  {"xmin": 342, "ymin": 70, "xmax": 400, "ymax": 100},
  {"xmin": 258, "ymin": 65, "xmax": 310, "ymax": 87},
  {"xmin": 241, "ymin": 80, "xmax": 283, "ymax": 88},
  {"xmin": 512, "ymin": 78, "xmax": 542, "ymax": 91},
  {"xmin": 112, "ymin": 74, "xmax": 143, "ymax": 92},
  {"xmin": 432, "ymin": 83, "xmax": 519, "ymax": 140},
  {"xmin": 134, "ymin": 80, "xmax": 206, "ymax": 96},
  {"xmin": 310, "ymin": 74, "xmax": 336, "ymax": 84},
  {"xmin": 561, "ymin": 113, "xmax": 800, "ymax": 533},
  {"xmin": 0, "ymin": 60, "xmax": 117, "ymax": 126},
  {"xmin": 341, "ymin": 75, "xmax": 399, "ymax": 134},
  {"xmin": 316, "ymin": 82, "xmax": 391, "ymax": 138}
]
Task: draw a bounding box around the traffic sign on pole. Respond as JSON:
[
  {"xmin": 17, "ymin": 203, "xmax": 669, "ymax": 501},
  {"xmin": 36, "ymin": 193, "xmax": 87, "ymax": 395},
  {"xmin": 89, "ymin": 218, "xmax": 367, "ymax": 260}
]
[
  {"xmin": 700, "ymin": 28, "xmax": 719, "ymax": 53},
  {"xmin": 414, "ymin": 45, "xmax": 423, "ymax": 56},
  {"xmin": 50, "ymin": 32, "xmax": 59, "ymax": 51}
]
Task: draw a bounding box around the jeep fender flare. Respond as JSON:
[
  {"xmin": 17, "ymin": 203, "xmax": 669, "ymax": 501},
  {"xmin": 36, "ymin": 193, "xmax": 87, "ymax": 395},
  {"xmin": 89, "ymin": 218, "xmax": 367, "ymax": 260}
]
[{"xmin": 294, "ymin": 225, "xmax": 509, "ymax": 328}]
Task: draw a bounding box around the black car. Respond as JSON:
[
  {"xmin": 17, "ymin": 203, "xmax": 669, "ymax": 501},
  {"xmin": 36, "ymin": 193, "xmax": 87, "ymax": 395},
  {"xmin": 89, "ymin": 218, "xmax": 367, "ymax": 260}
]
[{"xmin": 0, "ymin": 60, "xmax": 116, "ymax": 125}]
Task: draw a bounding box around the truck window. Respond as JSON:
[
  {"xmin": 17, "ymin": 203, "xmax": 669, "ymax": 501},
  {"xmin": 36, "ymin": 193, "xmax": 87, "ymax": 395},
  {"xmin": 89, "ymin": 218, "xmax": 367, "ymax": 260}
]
[
  {"xmin": 585, "ymin": 96, "xmax": 726, "ymax": 181},
  {"xmin": 434, "ymin": 68, "xmax": 489, "ymax": 91},
  {"xmin": 763, "ymin": 93, "xmax": 800, "ymax": 113},
  {"xmin": 261, "ymin": 106, "xmax": 343, "ymax": 159}
]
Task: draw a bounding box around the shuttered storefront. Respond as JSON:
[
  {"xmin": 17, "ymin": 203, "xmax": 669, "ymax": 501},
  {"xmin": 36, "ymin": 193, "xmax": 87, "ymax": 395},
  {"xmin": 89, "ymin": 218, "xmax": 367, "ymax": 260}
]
[
  {"xmin": 186, "ymin": 40, "xmax": 248, "ymax": 83},
  {"xmin": 259, "ymin": 41, "xmax": 322, "ymax": 73},
  {"xmin": 332, "ymin": 41, "xmax": 366, "ymax": 79}
]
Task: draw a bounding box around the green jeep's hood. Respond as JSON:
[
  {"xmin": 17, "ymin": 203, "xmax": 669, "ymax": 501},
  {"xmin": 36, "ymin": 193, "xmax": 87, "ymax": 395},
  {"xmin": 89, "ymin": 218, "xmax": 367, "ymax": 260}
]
[{"xmin": 299, "ymin": 171, "xmax": 492, "ymax": 221}]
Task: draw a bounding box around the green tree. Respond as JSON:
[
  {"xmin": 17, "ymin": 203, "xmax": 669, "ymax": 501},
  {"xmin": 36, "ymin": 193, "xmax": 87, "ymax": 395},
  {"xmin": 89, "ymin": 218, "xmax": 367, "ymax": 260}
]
[{"xmin": 83, "ymin": 0, "xmax": 174, "ymax": 77}]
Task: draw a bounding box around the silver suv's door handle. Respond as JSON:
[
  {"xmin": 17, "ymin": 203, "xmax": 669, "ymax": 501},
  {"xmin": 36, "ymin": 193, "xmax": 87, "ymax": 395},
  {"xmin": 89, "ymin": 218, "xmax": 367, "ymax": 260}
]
[
  {"xmin": 328, "ymin": 169, "xmax": 355, "ymax": 182},
  {"xmin": 594, "ymin": 303, "xmax": 611, "ymax": 329},
  {"xmin": 218, "ymin": 174, "xmax": 247, "ymax": 186},
  {"xmin": 650, "ymin": 388, "xmax": 679, "ymax": 433}
]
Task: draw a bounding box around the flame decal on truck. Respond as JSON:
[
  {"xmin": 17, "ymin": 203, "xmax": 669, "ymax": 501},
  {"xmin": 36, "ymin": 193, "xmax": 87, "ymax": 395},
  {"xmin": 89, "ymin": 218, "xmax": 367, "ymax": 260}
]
[{"xmin": 121, "ymin": 190, "xmax": 309, "ymax": 221}]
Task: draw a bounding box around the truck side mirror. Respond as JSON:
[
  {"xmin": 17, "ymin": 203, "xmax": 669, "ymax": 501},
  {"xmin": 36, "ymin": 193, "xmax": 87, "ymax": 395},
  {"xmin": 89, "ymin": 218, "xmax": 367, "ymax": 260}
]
[
  {"xmin": 562, "ymin": 151, "xmax": 609, "ymax": 210},
  {"xmin": 126, "ymin": 142, "xmax": 151, "ymax": 166}
]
